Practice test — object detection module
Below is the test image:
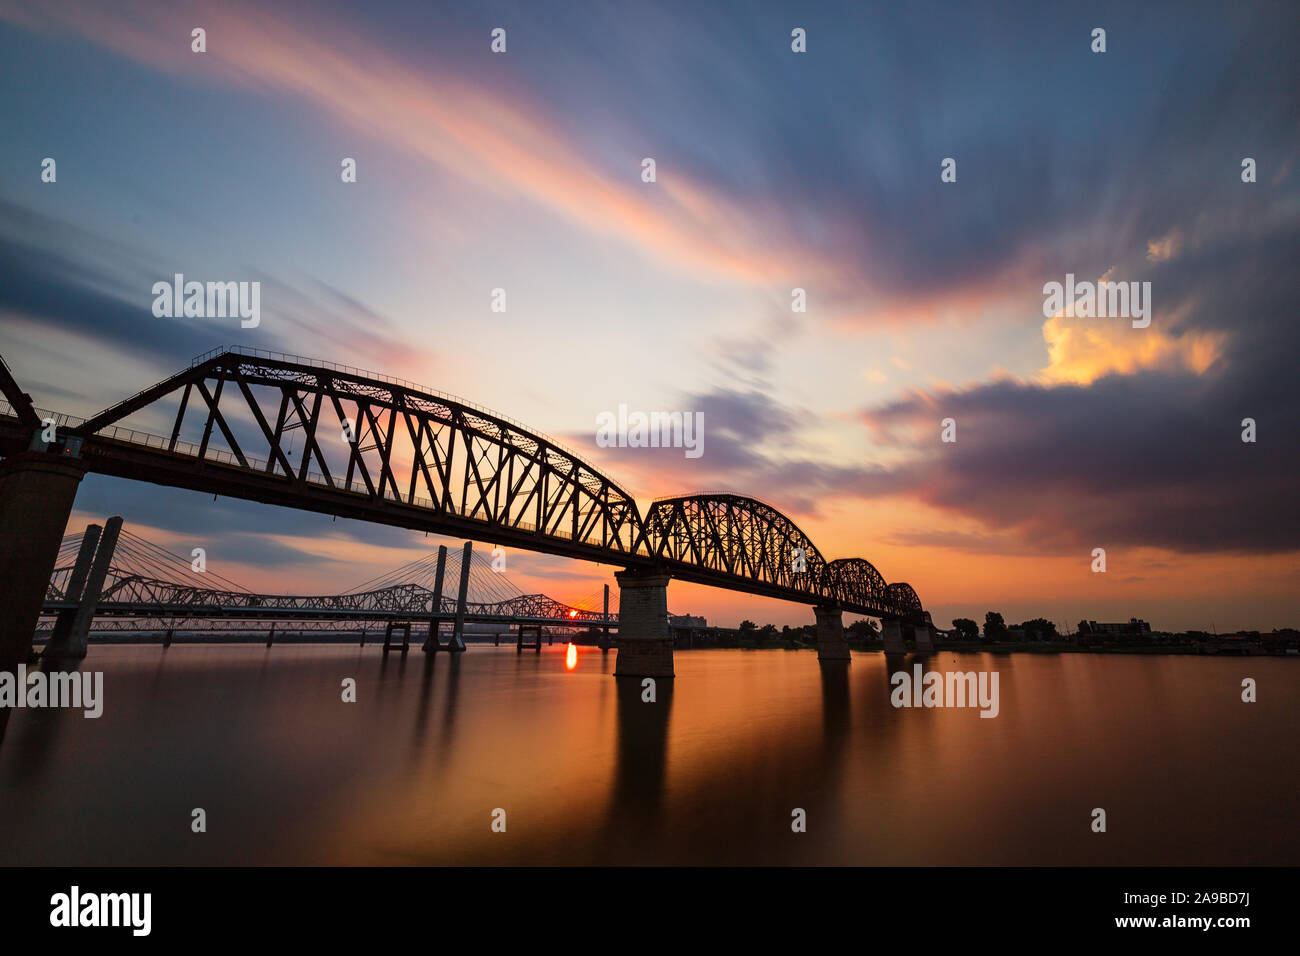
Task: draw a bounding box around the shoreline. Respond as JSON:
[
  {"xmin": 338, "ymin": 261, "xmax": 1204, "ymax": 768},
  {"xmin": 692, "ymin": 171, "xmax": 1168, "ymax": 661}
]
[{"xmin": 30, "ymin": 635, "xmax": 1296, "ymax": 658}]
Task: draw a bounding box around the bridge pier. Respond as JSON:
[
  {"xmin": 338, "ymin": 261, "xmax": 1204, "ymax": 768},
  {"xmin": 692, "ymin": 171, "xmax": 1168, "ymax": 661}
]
[
  {"xmin": 813, "ymin": 605, "xmax": 851, "ymax": 662},
  {"xmin": 0, "ymin": 452, "xmax": 87, "ymax": 675},
  {"xmin": 383, "ymin": 621, "xmax": 411, "ymax": 655},
  {"xmin": 882, "ymin": 619, "xmax": 906, "ymax": 654},
  {"xmin": 612, "ymin": 569, "xmax": 673, "ymax": 678},
  {"xmin": 516, "ymin": 624, "xmax": 542, "ymax": 654},
  {"xmin": 914, "ymin": 622, "xmax": 935, "ymax": 653}
]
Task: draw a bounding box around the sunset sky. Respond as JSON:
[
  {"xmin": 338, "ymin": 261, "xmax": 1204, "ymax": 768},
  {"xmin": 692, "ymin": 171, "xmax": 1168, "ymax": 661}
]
[{"xmin": 1, "ymin": 0, "xmax": 1296, "ymax": 631}]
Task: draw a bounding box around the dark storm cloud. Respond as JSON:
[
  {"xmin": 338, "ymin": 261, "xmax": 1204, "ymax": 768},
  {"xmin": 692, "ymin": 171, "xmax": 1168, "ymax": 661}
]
[{"xmin": 860, "ymin": 363, "xmax": 1299, "ymax": 553}]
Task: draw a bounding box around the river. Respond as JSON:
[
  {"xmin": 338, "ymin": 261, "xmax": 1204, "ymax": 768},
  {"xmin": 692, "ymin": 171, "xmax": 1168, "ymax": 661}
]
[{"xmin": 1, "ymin": 644, "xmax": 1295, "ymax": 865}]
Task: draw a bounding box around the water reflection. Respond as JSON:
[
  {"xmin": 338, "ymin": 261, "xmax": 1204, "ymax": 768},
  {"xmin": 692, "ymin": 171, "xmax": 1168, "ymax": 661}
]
[
  {"xmin": 3, "ymin": 656, "xmax": 89, "ymax": 782},
  {"xmin": 1, "ymin": 645, "xmax": 1297, "ymax": 866},
  {"xmin": 603, "ymin": 676, "xmax": 673, "ymax": 853}
]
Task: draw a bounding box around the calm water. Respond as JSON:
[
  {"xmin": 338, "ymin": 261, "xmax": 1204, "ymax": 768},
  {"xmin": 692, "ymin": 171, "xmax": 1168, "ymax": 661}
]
[{"xmin": 1, "ymin": 644, "xmax": 1296, "ymax": 865}]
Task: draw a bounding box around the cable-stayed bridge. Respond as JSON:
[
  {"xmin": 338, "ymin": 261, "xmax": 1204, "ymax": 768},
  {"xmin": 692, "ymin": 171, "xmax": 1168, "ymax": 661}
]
[{"xmin": 38, "ymin": 526, "xmax": 616, "ymax": 644}]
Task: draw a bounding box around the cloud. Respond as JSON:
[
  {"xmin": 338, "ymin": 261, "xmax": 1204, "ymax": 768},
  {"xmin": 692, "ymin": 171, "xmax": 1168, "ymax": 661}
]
[
  {"xmin": 858, "ymin": 362, "xmax": 1300, "ymax": 555},
  {"xmin": 1146, "ymin": 228, "xmax": 1183, "ymax": 263},
  {"xmin": 1039, "ymin": 302, "xmax": 1226, "ymax": 385},
  {"xmin": 0, "ymin": 200, "xmax": 433, "ymax": 409},
  {"xmin": 572, "ymin": 385, "xmax": 889, "ymax": 520},
  {"xmin": 1, "ymin": 0, "xmax": 841, "ymax": 290}
]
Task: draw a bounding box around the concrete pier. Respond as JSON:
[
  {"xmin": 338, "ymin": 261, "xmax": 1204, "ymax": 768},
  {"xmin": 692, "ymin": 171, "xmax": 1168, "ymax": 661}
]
[
  {"xmin": 882, "ymin": 618, "xmax": 906, "ymax": 655},
  {"xmin": 0, "ymin": 452, "xmax": 86, "ymax": 674},
  {"xmin": 813, "ymin": 605, "xmax": 851, "ymax": 662},
  {"xmin": 613, "ymin": 568, "xmax": 673, "ymax": 678},
  {"xmin": 914, "ymin": 622, "xmax": 935, "ymax": 653}
]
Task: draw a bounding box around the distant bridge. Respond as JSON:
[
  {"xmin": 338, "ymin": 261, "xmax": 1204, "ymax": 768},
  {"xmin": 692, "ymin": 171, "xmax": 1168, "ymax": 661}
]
[{"xmin": 40, "ymin": 527, "xmax": 614, "ymax": 629}]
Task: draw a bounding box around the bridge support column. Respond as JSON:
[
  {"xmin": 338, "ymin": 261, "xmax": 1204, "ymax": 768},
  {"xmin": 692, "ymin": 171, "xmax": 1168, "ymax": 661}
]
[
  {"xmin": 613, "ymin": 569, "xmax": 673, "ymax": 678},
  {"xmin": 0, "ymin": 453, "xmax": 86, "ymax": 675},
  {"xmin": 448, "ymin": 541, "xmax": 470, "ymax": 652},
  {"xmin": 383, "ymin": 621, "xmax": 411, "ymax": 655},
  {"xmin": 421, "ymin": 545, "xmax": 447, "ymax": 653},
  {"xmin": 914, "ymin": 622, "xmax": 935, "ymax": 653},
  {"xmin": 882, "ymin": 619, "xmax": 905, "ymax": 655},
  {"xmin": 814, "ymin": 606, "xmax": 851, "ymax": 662},
  {"xmin": 599, "ymin": 584, "xmax": 611, "ymax": 650},
  {"xmin": 517, "ymin": 624, "xmax": 542, "ymax": 654},
  {"xmin": 47, "ymin": 524, "xmax": 101, "ymax": 649},
  {"xmin": 45, "ymin": 515, "xmax": 122, "ymax": 661}
]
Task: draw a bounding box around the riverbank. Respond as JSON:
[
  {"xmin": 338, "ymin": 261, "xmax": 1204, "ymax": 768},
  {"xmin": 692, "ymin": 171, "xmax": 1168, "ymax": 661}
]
[{"xmin": 33, "ymin": 633, "xmax": 1297, "ymax": 657}]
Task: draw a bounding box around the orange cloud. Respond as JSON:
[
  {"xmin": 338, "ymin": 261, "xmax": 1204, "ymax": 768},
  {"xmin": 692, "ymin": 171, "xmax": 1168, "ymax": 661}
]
[
  {"xmin": 1146, "ymin": 228, "xmax": 1183, "ymax": 263},
  {"xmin": 1039, "ymin": 299, "xmax": 1225, "ymax": 385}
]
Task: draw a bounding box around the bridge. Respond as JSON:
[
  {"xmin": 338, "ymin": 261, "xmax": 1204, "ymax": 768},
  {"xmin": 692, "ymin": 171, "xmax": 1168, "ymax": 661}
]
[
  {"xmin": 37, "ymin": 524, "xmax": 616, "ymax": 654},
  {"xmin": 0, "ymin": 347, "xmax": 932, "ymax": 679}
]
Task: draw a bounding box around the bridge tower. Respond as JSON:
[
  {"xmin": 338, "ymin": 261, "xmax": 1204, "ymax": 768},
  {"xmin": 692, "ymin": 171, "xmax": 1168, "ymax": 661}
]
[
  {"xmin": 44, "ymin": 515, "xmax": 123, "ymax": 660},
  {"xmin": 612, "ymin": 568, "xmax": 674, "ymax": 678}
]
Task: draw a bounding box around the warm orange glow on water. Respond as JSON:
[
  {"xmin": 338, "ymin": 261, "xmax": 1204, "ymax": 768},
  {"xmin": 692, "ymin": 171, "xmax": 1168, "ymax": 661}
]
[
  {"xmin": 565, "ymin": 642, "xmax": 578, "ymax": 670},
  {"xmin": 7, "ymin": 646, "xmax": 1299, "ymax": 865}
]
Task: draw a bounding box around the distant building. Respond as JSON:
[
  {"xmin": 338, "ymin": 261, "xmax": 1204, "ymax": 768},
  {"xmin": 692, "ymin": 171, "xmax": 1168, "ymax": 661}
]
[
  {"xmin": 667, "ymin": 613, "xmax": 717, "ymax": 649},
  {"xmin": 669, "ymin": 613, "xmax": 706, "ymax": 628},
  {"xmin": 1081, "ymin": 618, "xmax": 1151, "ymax": 637}
]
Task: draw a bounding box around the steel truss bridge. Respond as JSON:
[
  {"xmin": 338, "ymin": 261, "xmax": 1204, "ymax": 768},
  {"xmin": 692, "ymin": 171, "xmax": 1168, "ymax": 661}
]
[{"xmin": 1, "ymin": 347, "xmax": 925, "ymax": 624}]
